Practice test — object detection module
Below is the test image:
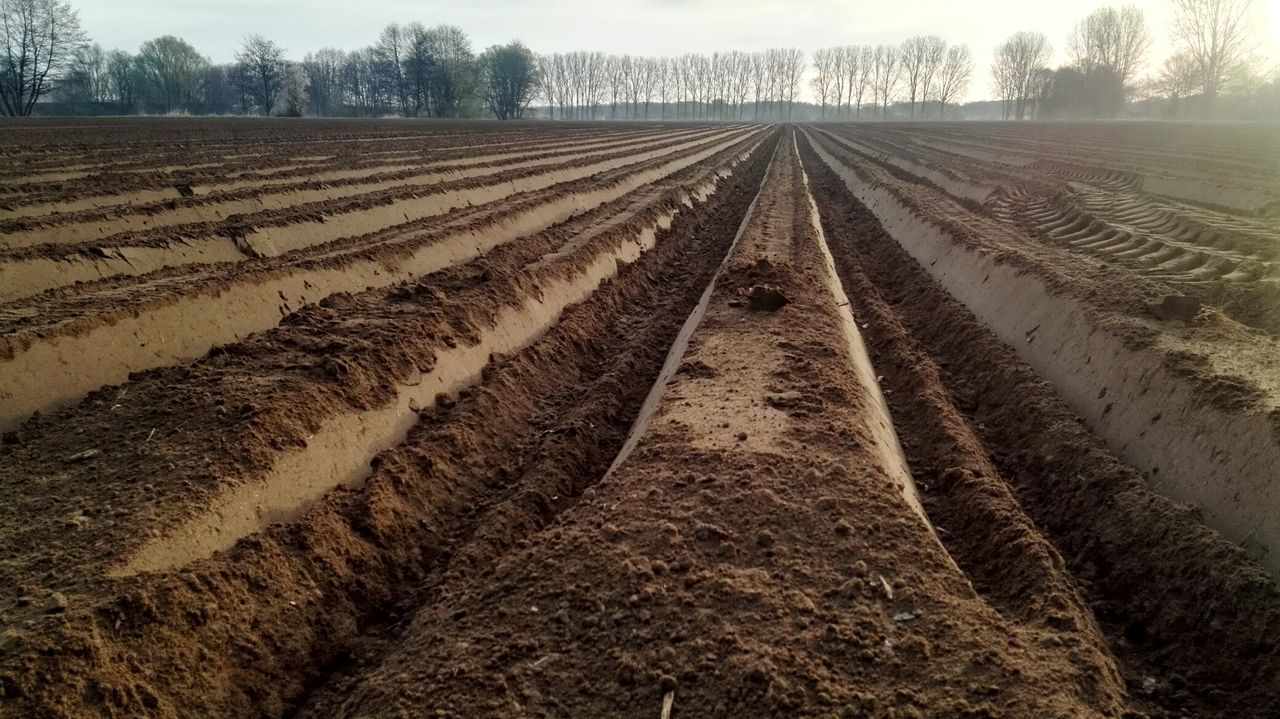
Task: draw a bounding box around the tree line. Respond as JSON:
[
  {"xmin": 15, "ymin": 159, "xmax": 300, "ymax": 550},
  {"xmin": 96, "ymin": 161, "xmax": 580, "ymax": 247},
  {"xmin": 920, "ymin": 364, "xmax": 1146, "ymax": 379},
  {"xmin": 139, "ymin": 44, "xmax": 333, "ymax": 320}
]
[
  {"xmin": 3, "ymin": 0, "xmax": 1277, "ymax": 120},
  {"xmin": 3, "ymin": 0, "xmax": 540, "ymax": 118},
  {"xmin": 810, "ymin": 40, "xmax": 975, "ymax": 119},
  {"xmin": 990, "ymin": 0, "xmax": 1276, "ymax": 120},
  {"xmin": 538, "ymin": 49, "xmax": 805, "ymax": 121},
  {"xmin": 48, "ymin": 27, "xmax": 539, "ymax": 119}
]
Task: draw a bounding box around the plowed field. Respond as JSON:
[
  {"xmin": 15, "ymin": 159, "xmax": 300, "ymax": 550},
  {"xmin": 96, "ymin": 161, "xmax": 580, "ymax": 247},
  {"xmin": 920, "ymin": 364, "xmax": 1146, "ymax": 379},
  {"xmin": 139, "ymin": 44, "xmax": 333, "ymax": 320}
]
[{"xmin": 1, "ymin": 119, "xmax": 1277, "ymax": 719}]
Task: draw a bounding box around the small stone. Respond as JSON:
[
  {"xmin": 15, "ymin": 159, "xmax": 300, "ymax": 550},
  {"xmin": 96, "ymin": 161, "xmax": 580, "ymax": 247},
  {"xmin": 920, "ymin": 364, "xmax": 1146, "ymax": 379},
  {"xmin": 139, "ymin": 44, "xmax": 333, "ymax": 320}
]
[
  {"xmin": 765, "ymin": 391, "xmax": 804, "ymax": 409},
  {"xmin": 46, "ymin": 593, "xmax": 68, "ymax": 614},
  {"xmin": 1149, "ymin": 295, "xmax": 1202, "ymax": 322}
]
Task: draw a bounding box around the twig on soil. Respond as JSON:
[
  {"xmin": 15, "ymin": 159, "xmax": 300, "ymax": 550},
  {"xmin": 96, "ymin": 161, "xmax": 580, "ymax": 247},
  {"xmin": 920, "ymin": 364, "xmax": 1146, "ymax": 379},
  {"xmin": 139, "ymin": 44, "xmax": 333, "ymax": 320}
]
[
  {"xmin": 660, "ymin": 690, "xmax": 675, "ymax": 719},
  {"xmin": 878, "ymin": 574, "xmax": 894, "ymax": 600}
]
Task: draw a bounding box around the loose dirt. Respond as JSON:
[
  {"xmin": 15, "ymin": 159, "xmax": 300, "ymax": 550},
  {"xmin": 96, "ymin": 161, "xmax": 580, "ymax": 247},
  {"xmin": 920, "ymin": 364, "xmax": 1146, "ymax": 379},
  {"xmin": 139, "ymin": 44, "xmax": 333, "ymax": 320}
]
[{"xmin": 1, "ymin": 120, "xmax": 1276, "ymax": 719}]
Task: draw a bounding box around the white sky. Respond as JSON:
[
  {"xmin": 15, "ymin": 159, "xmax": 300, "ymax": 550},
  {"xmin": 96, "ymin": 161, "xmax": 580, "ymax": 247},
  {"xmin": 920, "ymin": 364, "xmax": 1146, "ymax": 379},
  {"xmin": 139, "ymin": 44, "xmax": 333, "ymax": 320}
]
[{"xmin": 83, "ymin": 0, "xmax": 1280, "ymax": 101}]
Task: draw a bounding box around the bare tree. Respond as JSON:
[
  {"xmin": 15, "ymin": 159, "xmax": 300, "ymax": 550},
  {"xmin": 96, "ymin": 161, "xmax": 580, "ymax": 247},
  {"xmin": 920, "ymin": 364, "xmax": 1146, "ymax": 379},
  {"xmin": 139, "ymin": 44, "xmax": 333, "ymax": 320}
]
[
  {"xmin": 762, "ymin": 49, "xmax": 779, "ymax": 119},
  {"xmin": 732, "ymin": 51, "xmax": 746, "ymax": 118},
  {"xmin": 236, "ymin": 35, "xmax": 286, "ymax": 115},
  {"xmin": 538, "ymin": 53, "xmax": 564, "ymax": 119},
  {"xmin": 918, "ymin": 37, "xmax": 946, "ymax": 118},
  {"xmin": 1069, "ymin": 5, "xmax": 1150, "ymax": 86},
  {"xmin": 56, "ymin": 41, "xmax": 106, "ymax": 103},
  {"xmin": 424, "ymin": 25, "xmax": 476, "ymax": 118},
  {"xmin": 480, "ymin": 41, "xmax": 538, "ymax": 120},
  {"xmin": 105, "ymin": 49, "xmax": 138, "ymax": 113},
  {"xmin": 606, "ymin": 54, "xmax": 624, "ymax": 118},
  {"xmin": 0, "ymin": 0, "xmax": 86, "ymax": 115},
  {"xmin": 303, "ymin": 48, "xmax": 344, "ymax": 116},
  {"xmin": 872, "ymin": 44, "xmax": 901, "ymax": 117},
  {"xmin": 1067, "ymin": 4, "xmax": 1151, "ymax": 116},
  {"xmin": 697, "ymin": 52, "xmax": 714, "ymax": 119},
  {"xmin": 781, "ymin": 48, "xmax": 804, "ymax": 118},
  {"xmin": 900, "ymin": 35, "xmax": 943, "ymax": 117},
  {"xmin": 277, "ymin": 63, "xmax": 307, "ymax": 116},
  {"xmin": 991, "ymin": 45, "xmax": 1017, "ymax": 119},
  {"xmin": 750, "ymin": 51, "xmax": 766, "ymax": 119},
  {"xmin": 1153, "ymin": 50, "xmax": 1201, "ymax": 116},
  {"xmin": 829, "ymin": 46, "xmax": 847, "ymax": 119},
  {"xmin": 657, "ymin": 56, "xmax": 672, "ymax": 119},
  {"xmin": 992, "ymin": 31, "xmax": 1051, "ymax": 119},
  {"xmin": 340, "ymin": 47, "xmax": 383, "ymax": 116},
  {"xmin": 933, "ymin": 44, "xmax": 973, "ymax": 117},
  {"xmin": 640, "ymin": 55, "xmax": 660, "ymax": 118},
  {"xmin": 625, "ymin": 54, "xmax": 645, "ymax": 118},
  {"xmin": 851, "ymin": 45, "xmax": 873, "ymax": 118},
  {"xmin": 373, "ymin": 24, "xmax": 408, "ymax": 115},
  {"xmin": 693, "ymin": 52, "xmax": 711, "ymax": 119},
  {"xmin": 1172, "ymin": 0, "xmax": 1256, "ymax": 112},
  {"xmin": 811, "ymin": 47, "xmax": 836, "ymax": 118},
  {"xmin": 137, "ymin": 36, "xmax": 208, "ymax": 114},
  {"xmin": 581, "ymin": 51, "xmax": 607, "ymax": 119},
  {"xmin": 402, "ymin": 23, "xmax": 434, "ymax": 117}
]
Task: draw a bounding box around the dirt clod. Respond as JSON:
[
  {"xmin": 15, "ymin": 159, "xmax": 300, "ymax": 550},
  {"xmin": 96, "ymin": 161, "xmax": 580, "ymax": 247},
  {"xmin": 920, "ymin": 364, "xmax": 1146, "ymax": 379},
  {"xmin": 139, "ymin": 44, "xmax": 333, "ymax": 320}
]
[
  {"xmin": 741, "ymin": 284, "xmax": 790, "ymax": 311},
  {"xmin": 1149, "ymin": 295, "xmax": 1203, "ymax": 322}
]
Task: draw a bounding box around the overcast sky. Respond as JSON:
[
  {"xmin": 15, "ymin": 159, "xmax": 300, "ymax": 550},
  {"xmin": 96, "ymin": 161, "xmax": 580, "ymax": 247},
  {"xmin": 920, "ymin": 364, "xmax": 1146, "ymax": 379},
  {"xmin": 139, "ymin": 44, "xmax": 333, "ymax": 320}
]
[{"xmin": 81, "ymin": 0, "xmax": 1280, "ymax": 101}]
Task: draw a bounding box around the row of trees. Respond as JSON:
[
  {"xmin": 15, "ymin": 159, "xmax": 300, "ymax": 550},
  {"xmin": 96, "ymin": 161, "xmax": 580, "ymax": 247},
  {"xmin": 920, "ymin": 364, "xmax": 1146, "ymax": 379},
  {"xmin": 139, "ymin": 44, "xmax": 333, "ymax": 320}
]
[
  {"xmin": 50, "ymin": 34, "xmax": 307, "ymax": 115},
  {"xmin": 5, "ymin": 0, "xmax": 1276, "ymax": 120},
  {"xmin": 810, "ymin": 40, "xmax": 974, "ymax": 119},
  {"xmin": 0, "ymin": 0, "xmax": 86, "ymax": 115},
  {"xmin": 991, "ymin": 0, "xmax": 1269, "ymax": 120},
  {"xmin": 301, "ymin": 24, "xmax": 476, "ymax": 118},
  {"xmin": 47, "ymin": 26, "xmax": 540, "ymax": 119},
  {"xmin": 538, "ymin": 49, "xmax": 806, "ymax": 121},
  {"xmin": 1, "ymin": 0, "xmax": 540, "ymax": 118}
]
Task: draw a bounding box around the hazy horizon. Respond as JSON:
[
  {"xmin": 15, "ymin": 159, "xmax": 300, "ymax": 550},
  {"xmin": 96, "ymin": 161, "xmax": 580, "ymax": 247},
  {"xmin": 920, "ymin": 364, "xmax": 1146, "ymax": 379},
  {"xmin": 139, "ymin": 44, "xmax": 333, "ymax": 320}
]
[{"xmin": 80, "ymin": 0, "xmax": 1280, "ymax": 103}]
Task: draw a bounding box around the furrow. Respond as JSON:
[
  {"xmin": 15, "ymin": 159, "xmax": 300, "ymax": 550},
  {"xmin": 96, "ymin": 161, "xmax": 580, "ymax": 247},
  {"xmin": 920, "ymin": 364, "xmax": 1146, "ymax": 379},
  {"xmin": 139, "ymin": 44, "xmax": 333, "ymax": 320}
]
[
  {"xmin": 0, "ymin": 128, "xmax": 780, "ymax": 719},
  {"xmin": 0, "ymin": 126, "xmax": 702, "ymax": 218},
  {"xmin": 806, "ymin": 127, "xmax": 1280, "ymax": 575},
  {"xmin": 798, "ymin": 131, "xmax": 1280, "ymax": 717},
  {"xmin": 0, "ymin": 129, "xmax": 763, "ymax": 433},
  {"xmin": 291, "ymin": 130, "xmax": 1127, "ymax": 719}
]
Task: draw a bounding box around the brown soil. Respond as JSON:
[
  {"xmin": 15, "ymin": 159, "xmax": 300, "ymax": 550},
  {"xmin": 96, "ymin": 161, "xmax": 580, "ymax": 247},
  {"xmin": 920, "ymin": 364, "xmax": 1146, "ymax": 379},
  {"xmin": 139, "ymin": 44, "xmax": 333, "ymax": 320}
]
[
  {"xmin": 0, "ymin": 128, "xmax": 779, "ymax": 719},
  {"xmin": 1, "ymin": 120, "xmax": 1276, "ymax": 719},
  {"xmin": 0, "ymin": 126, "xmax": 689, "ymax": 209},
  {"xmin": 290, "ymin": 134, "xmax": 1131, "ymax": 719},
  {"xmin": 0, "ymin": 130, "xmax": 762, "ymax": 433},
  {"xmin": 806, "ymin": 126, "xmax": 1280, "ymax": 573},
  {"xmin": 798, "ymin": 132, "xmax": 1280, "ymax": 718},
  {"xmin": 811, "ymin": 125, "xmax": 1280, "ymax": 439}
]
